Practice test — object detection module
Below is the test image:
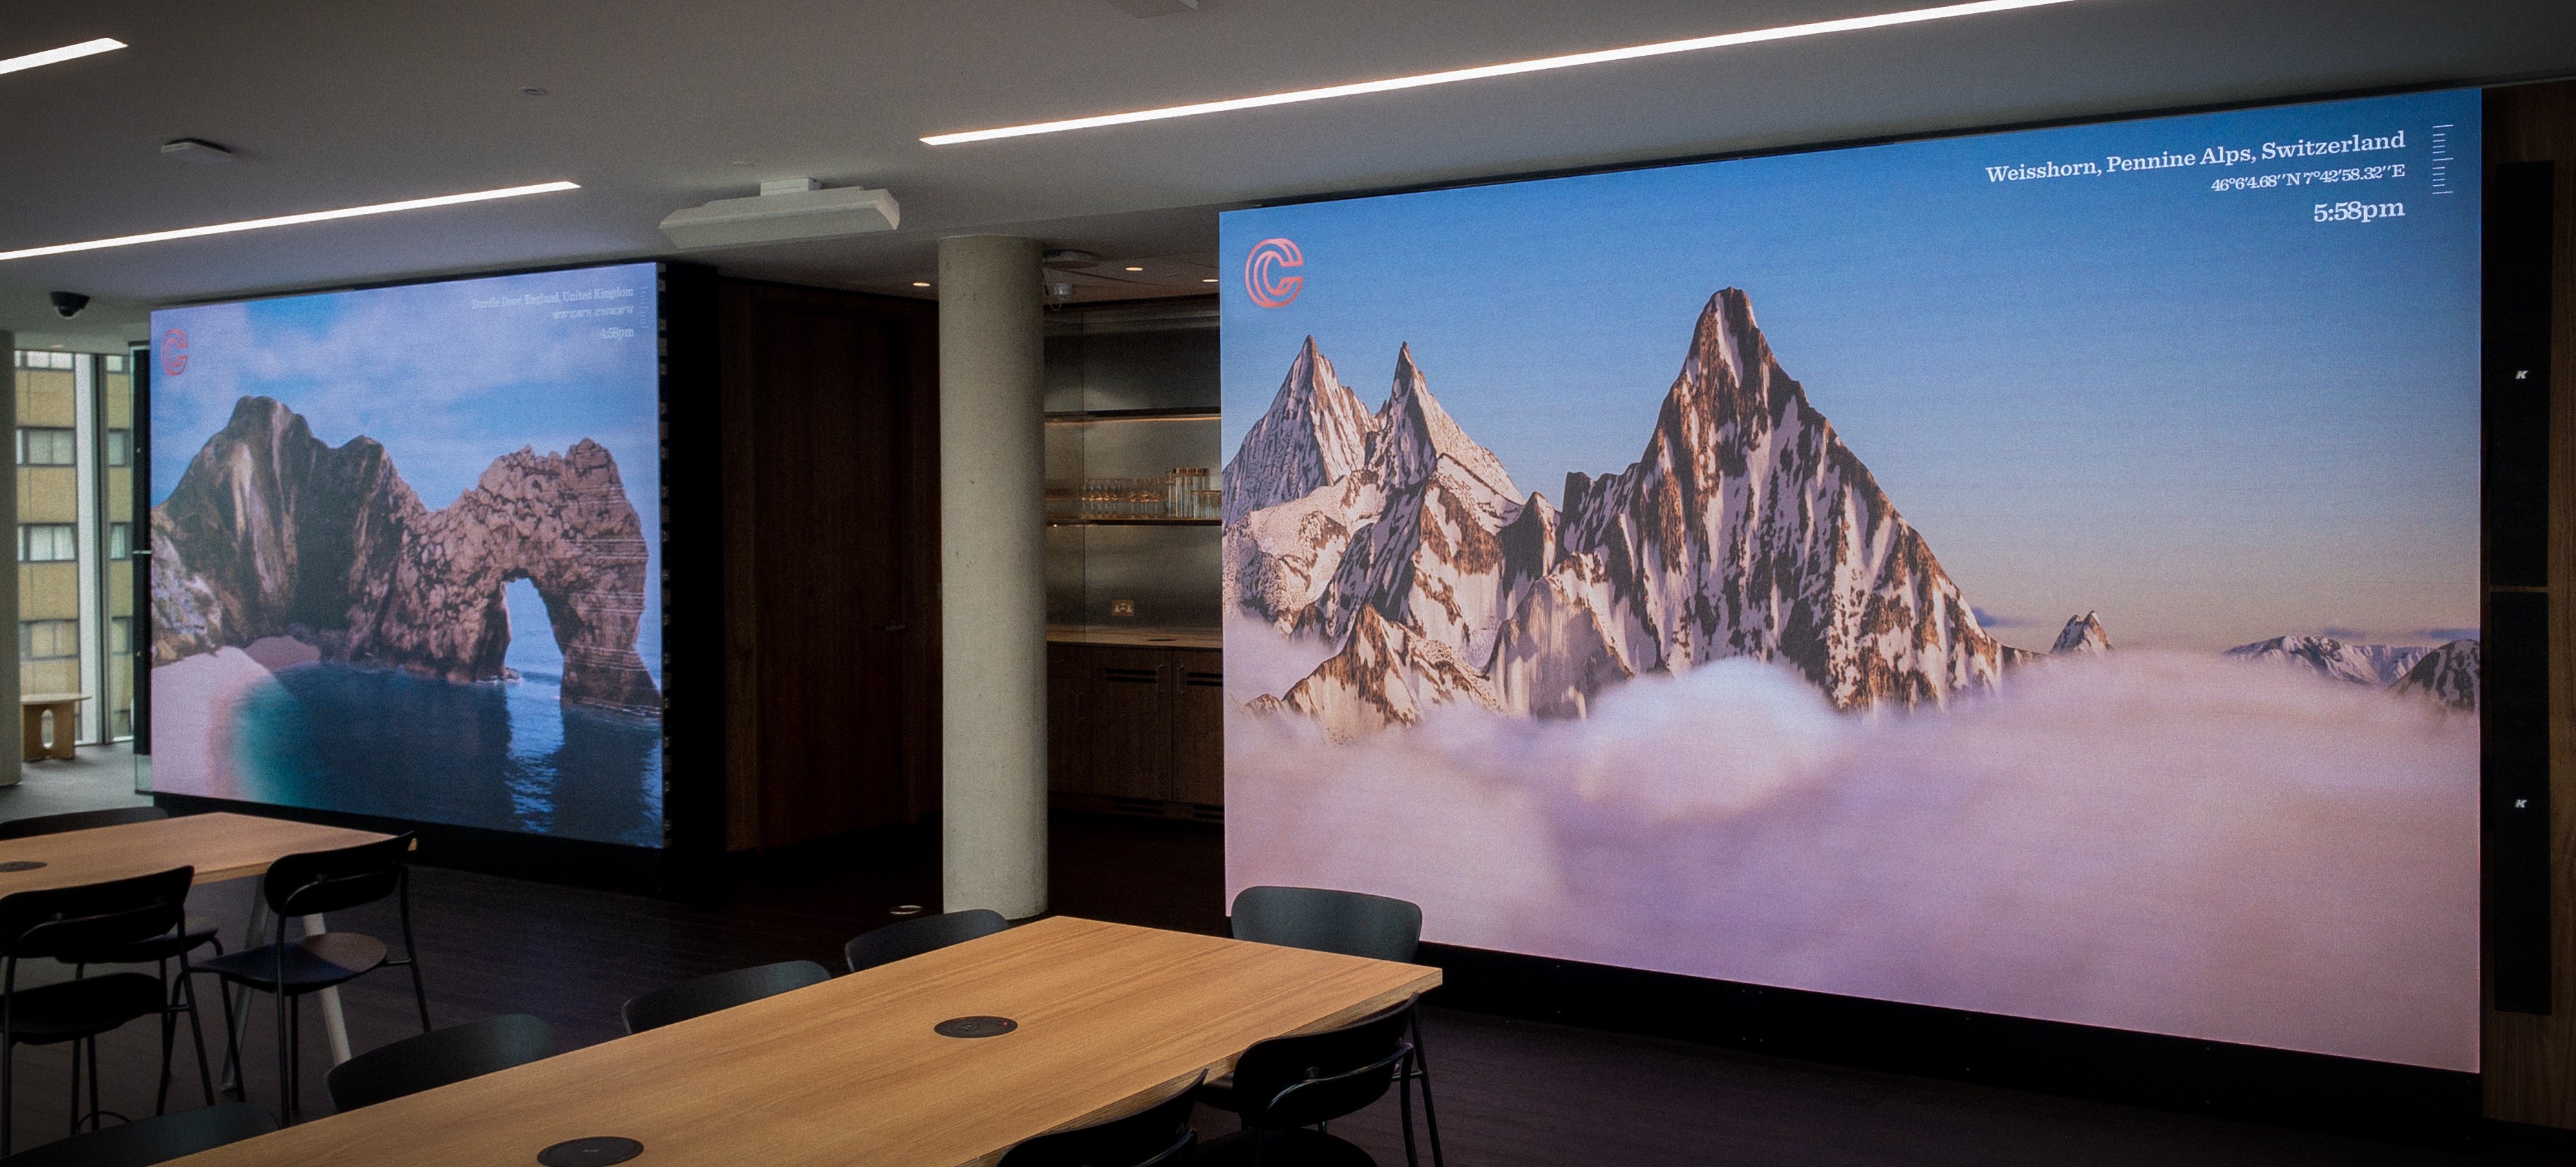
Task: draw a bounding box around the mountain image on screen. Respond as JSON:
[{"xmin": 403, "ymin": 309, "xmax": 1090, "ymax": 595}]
[
  {"xmin": 152, "ymin": 395, "xmax": 659, "ymax": 713},
  {"xmin": 1224, "ymin": 290, "xmax": 2474, "ymax": 741}
]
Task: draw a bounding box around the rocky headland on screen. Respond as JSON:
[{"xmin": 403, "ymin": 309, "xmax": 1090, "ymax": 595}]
[{"xmin": 150, "ymin": 394, "xmax": 661, "ymax": 714}]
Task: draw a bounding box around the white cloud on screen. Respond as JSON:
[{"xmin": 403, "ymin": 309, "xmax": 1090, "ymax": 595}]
[{"xmin": 1226, "ymin": 650, "xmax": 2478, "ymax": 1071}]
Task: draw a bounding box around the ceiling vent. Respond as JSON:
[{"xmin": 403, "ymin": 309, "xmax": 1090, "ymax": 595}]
[{"xmin": 658, "ymin": 179, "xmax": 900, "ymax": 250}]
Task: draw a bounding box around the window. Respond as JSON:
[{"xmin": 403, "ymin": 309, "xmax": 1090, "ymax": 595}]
[
  {"xmin": 19, "ymin": 621, "xmax": 76, "ymax": 661},
  {"xmin": 16, "ymin": 427, "xmax": 75, "ymax": 467},
  {"xmin": 103, "ymin": 354, "xmax": 127, "ymax": 374},
  {"xmin": 107, "ymin": 522, "xmax": 130, "ymax": 560},
  {"xmin": 10, "ymin": 352, "xmax": 72, "ymax": 370},
  {"xmin": 106, "ymin": 429, "xmax": 131, "ymax": 467},
  {"xmin": 17, "ymin": 524, "xmax": 74, "ymax": 562},
  {"xmin": 108, "ymin": 616, "xmax": 131, "ymax": 655}
]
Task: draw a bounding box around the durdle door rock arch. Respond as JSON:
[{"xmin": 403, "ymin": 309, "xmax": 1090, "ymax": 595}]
[{"xmin": 151, "ymin": 396, "xmax": 660, "ymax": 713}]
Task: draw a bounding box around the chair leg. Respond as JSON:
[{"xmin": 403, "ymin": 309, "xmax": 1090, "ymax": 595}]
[
  {"xmin": 1398, "ymin": 1047, "xmax": 1420, "ymax": 1167},
  {"xmin": 1410, "ymin": 1011, "xmax": 1446, "ymax": 1167},
  {"xmin": 407, "ymin": 959, "xmax": 432, "ymax": 1034},
  {"xmin": 157, "ymin": 959, "xmax": 177, "ymax": 1116},
  {"xmin": 276, "ymin": 990, "xmax": 292, "ymax": 1122},
  {"xmin": 66, "ymin": 1038, "xmax": 81, "ymax": 1137},
  {"xmin": 287, "ymin": 996, "xmax": 303, "ymax": 1122},
  {"xmin": 213, "ymin": 979, "xmax": 243, "ymax": 1104},
  {"xmin": 180, "ymin": 967, "xmax": 215, "ymax": 1107},
  {"xmin": 84, "ymin": 1036, "xmax": 101, "ymax": 1132}
]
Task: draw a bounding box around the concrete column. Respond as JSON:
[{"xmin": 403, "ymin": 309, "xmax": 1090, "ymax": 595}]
[{"xmin": 936, "ymin": 236, "xmax": 1047, "ymax": 919}]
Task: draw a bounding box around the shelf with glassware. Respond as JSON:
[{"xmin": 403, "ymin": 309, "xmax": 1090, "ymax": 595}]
[{"xmin": 1044, "ymin": 408, "xmax": 1220, "ymax": 526}]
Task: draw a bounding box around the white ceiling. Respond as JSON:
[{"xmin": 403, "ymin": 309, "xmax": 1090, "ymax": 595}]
[{"xmin": 2, "ymin": 0, "xmax": 2569, "ymax": 342}]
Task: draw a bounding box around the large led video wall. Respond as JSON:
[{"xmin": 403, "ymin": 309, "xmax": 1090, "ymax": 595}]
[
  {"xmin": 149, "ymin": 263, "xmax": 664, "ymax": 847},
  {"xmin": 1222, "ymin": 90, "xmax": 2481, "ymax": 1070}
]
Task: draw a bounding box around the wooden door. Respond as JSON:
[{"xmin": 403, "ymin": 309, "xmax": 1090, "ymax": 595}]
[
  {"xmin": 1087, "ymin": 647, "xmax": 1171, "ymax": 800},
  {"xmin": 721, "ymin": 283, "xmax": 938, "ymax": 848}
]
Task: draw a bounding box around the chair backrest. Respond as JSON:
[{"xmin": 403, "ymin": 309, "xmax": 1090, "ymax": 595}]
[
  {"xmin": 326, "ymin": 1013, "xmax": 556, "ymax": 1112},
  {"xmin": 621, "ymin": 960, "xmax": 831, "ymax": 1034},
  {"xmin": 0, "ymin": 867, "xmax": 193, "ymax": 963},
  {"xmin": 1229, "ymin": 886, "xmax": 1423, "ymax": 963},
  {"xmin": 996, "ymin": 1072, "xmax": 1202, "ymax": 1167},
  {"xmin": 0, "ymin": 1100, "xmax": 274, "ymax": 1166},
  {"xmin": 264, "ymin": 833, "xmax": 414, "ymax": 918},
  {"xmin": 842, "ymin": 909, "xmax": 1008, "ymax": 973},
  {"xmin": 0, "ymin": 806, "xmax": 167, "ymax": 842},
  {"xmin": 1231, "ymin": 996, "xmax": 1416, "ymax": 1132}
]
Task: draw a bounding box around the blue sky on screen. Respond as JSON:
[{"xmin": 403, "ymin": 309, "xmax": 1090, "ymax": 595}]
[
  {"xmin": 1220, "ymin": 90, "xmax": 2482, "ymax": 652},
  {"xmin": 150, "ymin": 263, "xmax": 661, "ymax": 665}
]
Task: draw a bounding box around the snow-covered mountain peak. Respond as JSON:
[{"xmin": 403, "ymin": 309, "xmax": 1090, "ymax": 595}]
[
  {"xmin": 1220, "ymin": 336, "xmax": 1377, "ymax": 522},
  {"xmin": 2052, "ymin": 612, "xmax": 2112, "ymax": 654},
  {"xmin": 2225, "ymin": 635, "xmax": 2427, "ymax": 687},
  {"xmin": 1370, "ymin": 343, "xmax": 1520, "ymax": 506}
]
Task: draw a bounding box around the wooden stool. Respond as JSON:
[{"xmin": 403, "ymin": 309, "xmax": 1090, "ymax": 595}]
[{"xmin": 19, "ymin": 693, "xmax": 87, "ymax": 761}]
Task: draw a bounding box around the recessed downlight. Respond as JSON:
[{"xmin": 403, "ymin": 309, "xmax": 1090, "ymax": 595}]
[
  {"xmin": 924, "ymin": 0, "xmax": 2084, "ymax": 145},
  {"xmin": 1124, "ymin": 266, "xmax": 1145, "ymax": 272},
  {"xmin": 0, "ymin": 181, "xmax": 581, "ymax": 263},
  {"xmin": 1200, "ymin": 278, "xmax": 1218, "ymax": 283},
  {"xmin": 0, "ymin": 37, "xmax": 125, "ymax": 78},
  {"xmin": 911, "ymin": 281, "xmax": 933, "ymax": 288}
]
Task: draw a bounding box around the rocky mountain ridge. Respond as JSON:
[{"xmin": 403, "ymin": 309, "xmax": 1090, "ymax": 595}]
[
  {"xmin": 2224, "ymin": 634, "xmax": 2429, "ymax": 687},
  {"xmin": 1226, "ymin": 289, "xmax": 2009, "ymax": 737},
  {"xmin": 1224, "ymin": 290, "xmax": 2480, "ymax": 736}
]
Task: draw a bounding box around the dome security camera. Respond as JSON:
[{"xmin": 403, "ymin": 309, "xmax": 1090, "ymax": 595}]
[{"xmin": 47, "ymin": 292, "xmax": 88, "ymax": 319}]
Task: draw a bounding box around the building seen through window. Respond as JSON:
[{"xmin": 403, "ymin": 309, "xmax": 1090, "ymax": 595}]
[
  {"xmin": 12, "ymin": 349, "xmax": 137, "ymax": 745},
  {"xmin": 19, "ymin": 620, "xmax": 77, "ymax": 661},
  {"xmin": 19, "ymin": 524, "xmax": 75, "ymax": 563},
  {"xmin": 18, "ymin": 427, "xmax": 76, "ymax": 466}
]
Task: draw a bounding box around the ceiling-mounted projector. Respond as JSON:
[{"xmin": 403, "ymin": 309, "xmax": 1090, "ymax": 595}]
[{"xmin": 658, "ymin": 178, "xmax": 900, "ymax": 250}]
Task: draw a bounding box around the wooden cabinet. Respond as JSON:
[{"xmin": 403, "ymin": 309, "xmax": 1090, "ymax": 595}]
[
  {"xmin": 1089, "ymin": 648, "xmax": 1172, "ymax": 800},
  {"xmin": 1047, "ymin": 641, "xmax": 1222, "ymax": 817},
  {"xmin": 1170, "ymin": 650, "xmax": 1224, "ymax": 805}
]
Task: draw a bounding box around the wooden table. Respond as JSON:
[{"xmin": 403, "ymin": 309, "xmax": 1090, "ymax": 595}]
[
  {"xmin": 19, "ymin": 692, "xmax": 87, "ymax": 761},
  {"xmin": 0, "ymin": 811, "xmax": 401, "ymax": 1067},
  {"xmin": 173, "ymin": 915, "xmax": 1443, "ymax": 1167}
]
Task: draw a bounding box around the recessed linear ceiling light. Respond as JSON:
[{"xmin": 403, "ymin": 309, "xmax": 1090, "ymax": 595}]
[
  {"xmin": 924, "ymin": 0, "xmax": 2081, "ymax": 145},
  {"xmin": 0, "ymin": 182, "xmax": 580, "ymax": 263},
  {"xmin": 0, "ymin": 37, "xmax": 126, "ymax": 78}
]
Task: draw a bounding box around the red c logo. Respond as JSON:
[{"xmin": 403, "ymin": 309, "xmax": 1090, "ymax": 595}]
[
  {"xmin": 160, "ymin": 329, "xmax": 189, "ymax": 376},
  {"xmin": 1244, "ymin": 237, "xmax": 1303, "ymax": 308}
]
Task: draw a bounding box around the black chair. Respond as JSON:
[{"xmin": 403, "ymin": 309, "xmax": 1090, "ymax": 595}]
[
  {"xmin": 0, "ymin": 809, "xmax": 169, "ymax": 842},
  {"xmin": 841, "ymin": 909, "xmax": 1008, "ymax": 974},
  {"xmin": 0, "ymin": 807, "xmax": 224, "ymax": 1116},
  {"xmin": 325, "ymin": 1013, "xmax": 555, "ymax": 1112},
  {"xmin": 195, "ymin": 833, "xmax": 429, "ymax": 1120},
  {"xmin": 0, "ymin": 1102, "xmax": 275, "ymax": 1167},
  {"xmin": 1222, "ymin": 888, "xmax": 1442, "ymax": 1167},
  {"xmin": 995, "ymin": 1071, "xmax": 1202, "ymax": 1167},
  {"xmin": 620, "ymin": 961, "xmax": 829, "ymax": 1034},
  {"xmin": 1196, "ymin": 998, "xmax": 1418, "ymax": 1167},
  {"xmin": 0, "ymin": 868, "xmax": 195, "ymax": 1155}
]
